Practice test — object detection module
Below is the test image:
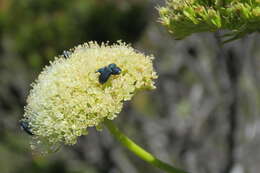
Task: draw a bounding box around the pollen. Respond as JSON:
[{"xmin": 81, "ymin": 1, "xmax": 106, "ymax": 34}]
[{"xmin": 21, "ymin": 41, "xmax": 157, "ymax": 153}]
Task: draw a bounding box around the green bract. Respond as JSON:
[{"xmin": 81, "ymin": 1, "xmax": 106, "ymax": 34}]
[{"xmin": 158, "ymin": 0, "xmax": 260, "ymax": 41}]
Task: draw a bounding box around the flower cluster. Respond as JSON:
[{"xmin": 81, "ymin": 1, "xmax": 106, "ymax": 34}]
[
  {"xmin": 158, "ymin": 0, "xmax": 260, "ymax": 41},
  {"xmin": 21, "ymin": 41, "xmax": 157, "ymax": 153}
]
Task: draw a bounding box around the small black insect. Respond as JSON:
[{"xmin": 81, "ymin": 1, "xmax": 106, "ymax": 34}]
[
  {"xmin": 97, "ymin": 63, "xmax": 121, "ymax": 84},
  {"xmin": 20, "ymin": 121, "xmax": 34, "ymax": 135},
  {"xmin": 63, "ymin": 50, "xmax": 71, "ymax": 58}
]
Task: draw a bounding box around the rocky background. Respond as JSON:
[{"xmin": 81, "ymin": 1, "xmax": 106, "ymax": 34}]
[{"xmin": 0, "ymin": 0, "xmax": 259, "ymax": 173}]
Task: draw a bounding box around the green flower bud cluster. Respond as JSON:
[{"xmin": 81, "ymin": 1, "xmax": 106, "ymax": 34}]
[
  {"xmin": 21, "ymin": 41, "xmax": 157, "ymax": 154},
  {"xmin": 158, "ymin": 0, "xmax": 260, "ymax": 42}
]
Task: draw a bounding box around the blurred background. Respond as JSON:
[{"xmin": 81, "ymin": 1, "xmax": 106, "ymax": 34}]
[{"xmin": 0, "ymin": 0, "xmax": 259, "ymax": 173}]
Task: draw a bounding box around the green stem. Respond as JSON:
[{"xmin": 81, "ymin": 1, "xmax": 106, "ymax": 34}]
[{"xmin": 104, "ymin": 119, "xmax": 188, "ymax": 173}]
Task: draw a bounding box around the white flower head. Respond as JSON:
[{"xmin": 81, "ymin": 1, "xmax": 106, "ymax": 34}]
[{"xmin": 21, "ymin": 41, "xmax": 157, "ymax": 154}]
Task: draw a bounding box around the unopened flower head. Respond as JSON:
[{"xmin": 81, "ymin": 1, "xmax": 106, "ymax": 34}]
[
  {"xmin": 158, "ymin": 0, "xmax": 260, "ymax": 41},
  {"xmin": 21, "ymin": 41, "xmax": 157, "ymax": 153}
]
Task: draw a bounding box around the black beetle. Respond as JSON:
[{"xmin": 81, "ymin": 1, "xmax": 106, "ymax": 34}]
[
  {"xmin": 97, "ymin": 63, "xmax": 121, "ymax": 84},
  {"xmin": 20, "ymin": 121, "xmax": 34, "ymax": 135},
  {"xmin": 63, "ymin": 50, "xmax": 71, "ymax": 58}
]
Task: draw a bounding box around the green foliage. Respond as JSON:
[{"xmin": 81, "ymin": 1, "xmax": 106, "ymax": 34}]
[
  {"xmin": 4, "ymin": 0, "xmax": 148, "ymax": 68},
  {"xmin": 158, "ymin": 0, "xmax": 260, "ymax": 42}
]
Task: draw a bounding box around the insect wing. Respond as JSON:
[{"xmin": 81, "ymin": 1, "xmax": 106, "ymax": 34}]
[{"xmin": 99, "ymin": 67, "xmax": 112, "ymax": 84}]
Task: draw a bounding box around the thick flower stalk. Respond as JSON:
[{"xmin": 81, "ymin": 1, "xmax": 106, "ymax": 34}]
[
  {"xmin": 21, "ymin": 41, "xmax": 157, "ymax": 153},
  {"xmin": 158, "ymin": 0, "xmax": 260, "ymax": 42}
]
